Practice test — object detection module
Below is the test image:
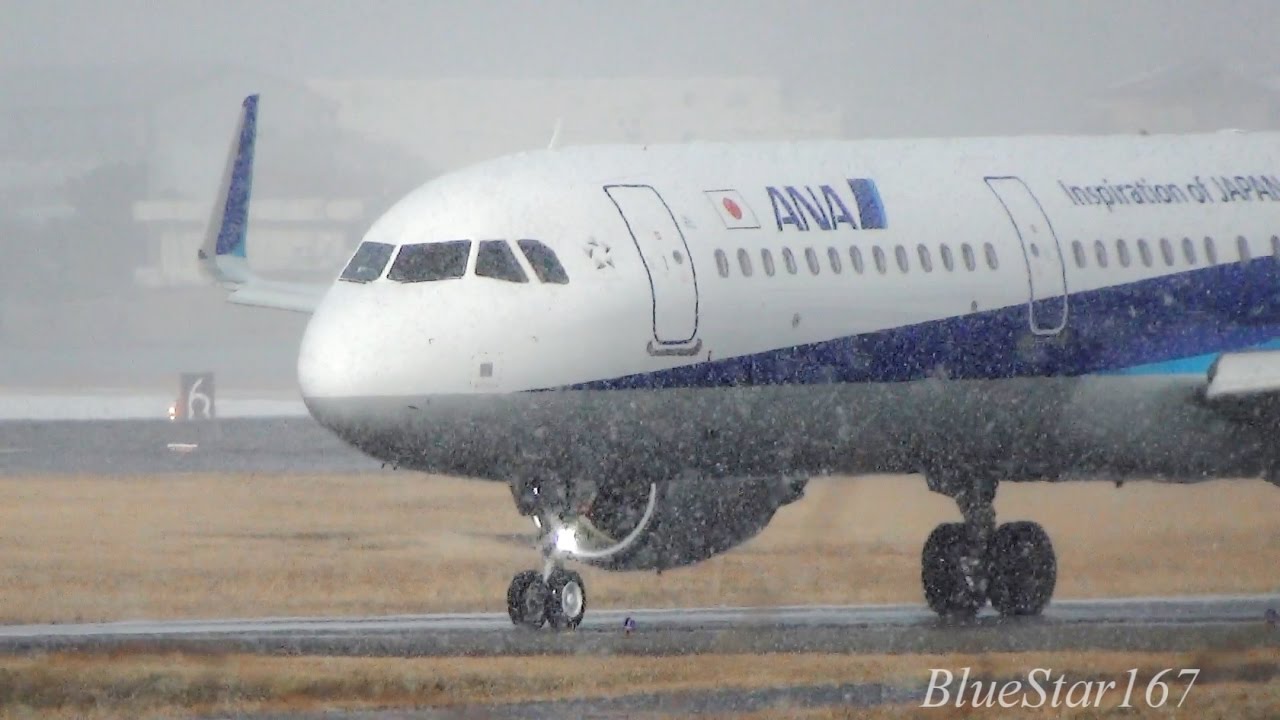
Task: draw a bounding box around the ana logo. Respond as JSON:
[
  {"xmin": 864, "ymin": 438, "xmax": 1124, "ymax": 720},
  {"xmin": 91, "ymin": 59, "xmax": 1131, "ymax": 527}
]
[{"xmin": 766, "ymin": 178, "xmax": 887, "ymax": 231}]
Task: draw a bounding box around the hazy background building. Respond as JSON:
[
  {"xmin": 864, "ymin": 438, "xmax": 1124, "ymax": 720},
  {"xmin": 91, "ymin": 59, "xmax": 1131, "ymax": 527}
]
[{"xmin": 1, "ymin": 1, "xmax": 1277, "ymax": 395}]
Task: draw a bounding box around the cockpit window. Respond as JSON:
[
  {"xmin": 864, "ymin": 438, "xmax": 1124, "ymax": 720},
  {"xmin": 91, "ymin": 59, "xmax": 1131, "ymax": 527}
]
[
  {"xmin": 517, "ymin": 239, "xmax": 569, "ymax": 284},
  {"xmin": 475, "ymin": 240, "xmax": 528, "ymax": 283},
  {"xmin": 387, "ymin": 241, "xmax": 471, "ymax": 282},
  {"xmin": 338, "ymin": 241, "xmax": 395, "ymax": 283}
]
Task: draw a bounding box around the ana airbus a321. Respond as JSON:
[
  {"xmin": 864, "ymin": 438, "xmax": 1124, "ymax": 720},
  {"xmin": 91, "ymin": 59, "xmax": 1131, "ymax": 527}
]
[{"xmin": 202, "ymin": 95, "xmax": 1280, "ymax": 629}]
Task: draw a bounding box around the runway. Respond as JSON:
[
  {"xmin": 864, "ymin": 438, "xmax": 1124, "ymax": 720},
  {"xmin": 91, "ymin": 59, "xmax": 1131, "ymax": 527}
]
[
  {"xmin": 0, "ymin": 416, "xmax": 379, "ymax": 475},
  {"xmin": 0, "ymin": 595, "xmax": 1275, "ymax": 657},
  {"xmin": 13, "ymin": 600, "xmax": 1272, "ymax": 720}
]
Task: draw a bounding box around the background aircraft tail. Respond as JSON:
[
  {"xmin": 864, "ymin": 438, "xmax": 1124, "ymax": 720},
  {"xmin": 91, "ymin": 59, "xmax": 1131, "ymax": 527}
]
[
  {"xmin": 198, "ymin": 94, "xmax": 257, "ymax": 286},
  {"xmin": 197, "ymin": 95, "xmax": 327, "ymax": 314}
]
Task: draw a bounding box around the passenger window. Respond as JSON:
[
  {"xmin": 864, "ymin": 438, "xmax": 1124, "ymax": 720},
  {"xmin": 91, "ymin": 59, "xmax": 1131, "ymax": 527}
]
[
  {"xmin": 940, "ymin": 244, "xmax": 955, "ymax": 271},
  {"xmin": 475, "ymin": 240, "xmax": 529, "ymax": 283},
  {"xmin": 983, "ymin": 242, "xmax": 999, "ymax": 270},
  {"xmin": 1116, "ymin": 239, "xmax": 1131, "ymax": 267},
  {"xmin": 782, "ymin": 247, "xmax": 798, "ymax": 274},
  {"xmin": 849, "ymin": 246, "xmax": 865, "ymax": 274},
  {"xmin": 826, "ymin": 247, "xmax": 842, "ymax": 274},
  {"xmin": 517, "ymin": 239, "xmax": 570, "ymax": 284},
  {"xmin": 715, "ymin": 249, "xmax": 730, "ymax": 278},
  {"xmin": 1204, "ymin": 236, "xmax": 1218, "ymax": 265},
  {"xmin": 1072, "ymin": 240, "xmax": 1086, "ymax": 268},
  {"xmin": 961, "ymin": 243, "xmax": 976, "ymax": 271},
  {"xmin": 917, "ymin": 244, "xmax": 933, "ymax": 272},
  {"xmin": 804, "ymin": 247, "xmax": 820, "ymax": 275},
  {"xmin": 339, "ymin": 241, "xmax": 395, "ymax": 283},
  {"xmin": 737, "ymin": 248, "xmax": 753, "ymax": 277},
  {"xmin": 873, "ymin": 246, "xmax": 888, "ymax": 274},
  {"xmin": 895, "ymin": 245, "xmax": 909, "ymax": 273},
  {"xmin": 388, "ymin": 240, "xmax": 471, "ymax": 282},
  {"xmin": 1182, "ymin": 237, "xmax": 1197, "ymax": 265},
  {"xmin": 1094, "ymin": 240, "xmax": 1109, "ymax": 268},
  {"xmin": 1137, "ymin": 239, "xmax": 1152, "ymax": 267},
  {"xmin": 1272, "ymin": 235, "xmax": 1280, "ymax": 260},
  {"xmin": 1237, "ymin": 235, "xmax": 1251, "ymax": 263},
  {"xmin": 1159, "ymin": 238, "xmax": 1174, "ymax": 266},
  {"xmin": 761, "ymin": 248, "xmax": 776, "ymax": 277}
]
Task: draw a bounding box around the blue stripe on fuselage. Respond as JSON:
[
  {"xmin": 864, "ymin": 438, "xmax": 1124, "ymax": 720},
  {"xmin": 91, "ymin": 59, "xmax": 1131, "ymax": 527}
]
[
  {"xmin": 1104, "ymin": 339, "xmax": 1280, "ymax": 375},
  {"xmin": 561, "ymin": 256, "xmax": 1280, "ymax": 391}
]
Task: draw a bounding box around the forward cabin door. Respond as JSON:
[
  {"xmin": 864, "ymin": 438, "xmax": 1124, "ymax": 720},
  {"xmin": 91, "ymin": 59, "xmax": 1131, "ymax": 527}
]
[
  {"xmin": 985, "ymin": 176, "xmax": 1069, "ymax": 335},
  {"xmin": 604, "ymin": 184, "xmax": 702, "ymax": 355}
]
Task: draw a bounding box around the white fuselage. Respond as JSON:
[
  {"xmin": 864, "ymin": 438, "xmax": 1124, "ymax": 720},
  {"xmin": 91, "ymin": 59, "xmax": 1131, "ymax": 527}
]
[{"xmin": 295, "ymin": 132, "xmax": 1280, "ymax": 486}]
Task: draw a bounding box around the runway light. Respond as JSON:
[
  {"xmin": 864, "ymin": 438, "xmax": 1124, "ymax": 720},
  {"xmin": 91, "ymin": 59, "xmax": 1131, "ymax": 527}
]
[{"xmin": 553, "ymin": 525, "xmax": 580, "ymax": 554}]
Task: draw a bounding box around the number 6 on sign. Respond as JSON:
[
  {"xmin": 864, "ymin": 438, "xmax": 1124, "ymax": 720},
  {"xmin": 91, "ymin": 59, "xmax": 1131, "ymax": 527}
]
[{"xmin": 176, "ymin": 372, "xmax": 216, "ymax": 421}]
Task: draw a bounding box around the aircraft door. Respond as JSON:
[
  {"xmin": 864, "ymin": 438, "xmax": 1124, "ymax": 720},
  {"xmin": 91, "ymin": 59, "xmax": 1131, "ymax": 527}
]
[
  {"xmin": 985, "ymin": 176, "xmax": 1068, "ymax": 335},
  {"xmin": 604, "ymin": 185, "xmax": 701, "ymax": 354}
]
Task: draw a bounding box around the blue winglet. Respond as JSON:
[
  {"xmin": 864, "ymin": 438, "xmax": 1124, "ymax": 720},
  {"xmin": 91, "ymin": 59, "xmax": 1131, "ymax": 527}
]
[
  {"xmin": 215, "ymin": 94, "xmax": 257, "ymax": 258},
  {"xmin": 199, "ymin": 94, "xmax": 259, "ymax": 284}
]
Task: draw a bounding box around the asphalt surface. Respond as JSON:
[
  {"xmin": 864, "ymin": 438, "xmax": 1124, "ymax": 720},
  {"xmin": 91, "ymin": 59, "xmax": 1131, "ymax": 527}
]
[
  {"xmin": 0, "ymin": 596, "xmax": 1275, "ymax": 657},
  {"xmin": 0, "ymin": 416, "xmax": 380, "ymax": 474}
]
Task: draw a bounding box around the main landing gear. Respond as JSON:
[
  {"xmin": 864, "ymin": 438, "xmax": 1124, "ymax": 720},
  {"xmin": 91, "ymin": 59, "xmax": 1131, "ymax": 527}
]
[
  {"xmin": 506, "ymin": 481, "xmax": 660, "ymax": 630},
  {"xmin": 922, "ymin": 476, "xmax": 1057, "ymax": 619}
]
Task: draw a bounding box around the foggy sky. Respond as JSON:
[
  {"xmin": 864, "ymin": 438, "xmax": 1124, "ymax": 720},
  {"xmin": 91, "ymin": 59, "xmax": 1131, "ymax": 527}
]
[
  {"xmin": 3, "ymin": 0, "xmax": 1279, "ymax": 393},
  {"xmin": 3, "ymin": 1, "xmax": 1278, "ymax": 109}
]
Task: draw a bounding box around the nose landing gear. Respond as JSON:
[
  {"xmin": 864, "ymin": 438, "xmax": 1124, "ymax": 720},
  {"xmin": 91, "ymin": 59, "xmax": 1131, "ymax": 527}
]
[
  {"xmin": 506, "ymin": 482, "xmax": 659, "ymax": 630},
  {"xmin": 507, "ymin": 566, "xmax": 587, "ymax": 629}
]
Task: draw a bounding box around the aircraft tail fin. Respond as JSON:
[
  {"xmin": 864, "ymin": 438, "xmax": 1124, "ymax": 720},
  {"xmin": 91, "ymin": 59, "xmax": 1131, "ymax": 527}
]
[
  {"xmin": 198, "ymin": 94, "xmax": 258, "ymax": 286},
  {"xmin": 197, "ymin": 95, "xmax": 326, "ymax": 314}
]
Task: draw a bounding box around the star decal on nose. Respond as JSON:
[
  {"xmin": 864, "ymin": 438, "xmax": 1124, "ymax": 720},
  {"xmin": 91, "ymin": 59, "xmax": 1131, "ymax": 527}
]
[{"xmin": 585, "ymin": 238, "xmax": 614, "ymax": 269}]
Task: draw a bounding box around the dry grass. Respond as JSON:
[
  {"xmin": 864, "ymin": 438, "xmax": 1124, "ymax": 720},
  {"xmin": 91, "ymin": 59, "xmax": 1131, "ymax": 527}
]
[
  {"xmin": 0, "ymin": 648, "xmax": 1274, "ymax": 719},
  {"xmin": 0, "ymin": 473, "xmax": 1275, "ymax": 623},
  {"xmin": 731, "ymin": 682, "xmax": 1280, "ymax": 719}
]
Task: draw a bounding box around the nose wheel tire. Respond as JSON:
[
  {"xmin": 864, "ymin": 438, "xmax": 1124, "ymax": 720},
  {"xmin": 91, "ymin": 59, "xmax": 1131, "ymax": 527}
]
[
  {"xmin": 546, "ymin": 568, "xmax": 587, "ymax": 630},
  {"xmin": 987, "ymin": 521, "xmax": 1056, "ymax": 617},
  {"xmin": 506, "ymin": 570, "xmax": 548, "ymax": 629},
  {"xmin": 507, "ymin": 568, "xmax": 587, "ymax": 630}
]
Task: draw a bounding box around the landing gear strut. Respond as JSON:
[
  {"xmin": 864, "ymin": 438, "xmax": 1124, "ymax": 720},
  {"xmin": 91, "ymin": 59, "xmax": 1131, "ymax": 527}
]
[{"xmin": 922, "ymin": 476, "xmax": 1056, "ymax": 619}]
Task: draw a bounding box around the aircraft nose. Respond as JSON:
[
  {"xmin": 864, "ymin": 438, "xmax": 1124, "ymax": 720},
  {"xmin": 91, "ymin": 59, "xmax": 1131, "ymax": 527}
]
[
  {"xmin": 297, "ymin": 291, "xmax": 381, "ymax": 402},
  {"xmin": 298, "ymin": 283, "xmax": 471, "ymax": 412}
]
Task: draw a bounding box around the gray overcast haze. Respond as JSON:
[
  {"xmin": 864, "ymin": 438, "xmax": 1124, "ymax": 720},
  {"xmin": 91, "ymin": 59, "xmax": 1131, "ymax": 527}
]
[
  {"xmin": 1, "ymin": 1, "xmax": 1276, "ymax": 78},
  {"xmin": 1, "ymin": 0, "xmax": 1278, "ymax": 397},
  {"xmin": 4, "ymin": 1, "xmax": 1278, "ymax": 111}
]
